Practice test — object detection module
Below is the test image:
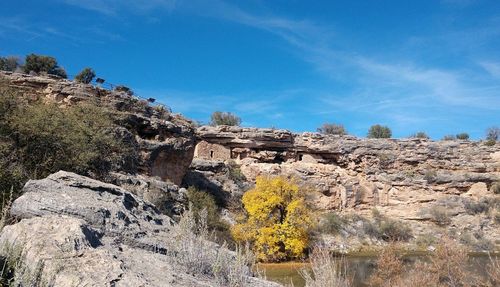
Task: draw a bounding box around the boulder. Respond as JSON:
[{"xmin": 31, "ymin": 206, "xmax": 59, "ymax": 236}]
[{"xmin": 0, "ymin": 171, "xmax": 279, "ymax": 287}]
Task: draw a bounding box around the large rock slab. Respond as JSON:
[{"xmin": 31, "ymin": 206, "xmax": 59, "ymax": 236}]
[{"xmin": 1, "ymin": 171, "xmax": 279, "ymax": 287}]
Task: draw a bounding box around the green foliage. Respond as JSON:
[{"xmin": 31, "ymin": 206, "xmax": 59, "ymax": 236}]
[
  {"xmin": 491, "ymin": 181, "xmax": 500, "ymax": 194},
  {"xmin": 367, "ymin": 124, "xmax": 392, "ymax": 139},
  {"xmin": 9, "ymin": 102, "xmax": 121, "ymax": 179},
  {"xmin": 23, "ymin": 54, "xmax": 67, "ymax": 78},
  {"xmin": 423, "ymin": 169, "xmax": 437, "ymax": 183},
  {"xmin": 484, "ymin": 139, "xmax": 496, "ymax": 146},
  {"xmin": 320, "ymin": 212, "xmax": 346, "ymax": 235},
  {"xmin": 0, "ymin": 82, "xmax": 127, "ymax": 206},
  {"xmin": 442, "ymin": 134, "xmax": 456, "ymax": 141},
  {"xmin": 317, "ymin": 123, "xmax": 347, "ymax": 136},
  {"xmin": 378, "ymin": 220, "xmax": 412, "ymax": 242},
  {"xmin": 411, "ymin": 132, "xmax": 429, "ymax": 139},
  {"xmin": 0, "ymin": 56, "xmax": 20, "ymax": 72},
  {"xmin": 463, "ymin": 197, "xmax": 497, "ymax": 215},
  {"xmin": 75, "ymin": 67, "xmax": 96, "ymax": 84},
  {"xmin": 455, "ymin": 133, "xmax": 469, "ymax": 140},
  {"xmin": 362, "ymin": 210, "xmax": 412, "ymax": 242},
  {"xmin": 226, "ymin": 160, "xmax": 246, "ymax": 183},
  {"xmin": 186, "ymin": 187, "xmax": 233, "ymax": 246},
  {"xmin": 210, "ymin": 111, "xmax": 241, "ymax": 126},
  {"xmin": 428, "ymin": 206, "xmax": 451, "ymax": 226},
  {"xmin": 415, "ymin": 233, "xmax": 437, "ymax": 248}
]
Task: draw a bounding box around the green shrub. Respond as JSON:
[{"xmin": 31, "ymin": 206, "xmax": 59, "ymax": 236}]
[
  {"xmin": 317, "ymin": 123, "xmax": 347, "ymax": 136},
  {"xmin": 484, "ymin": 139, "xmax": 496, "ymax": 146},
  {"xmin": 210, "ymin": 111, "xmax": 241, "ymax": 126},
  {"xmin": 378, "ymin": 220, "xmax": 412, "ymax": 242},
  {"xmin": 9, "ymin": 102, "xmax": 123, "ymax": 178},
  {"xmin": 423, "ymin": 169, "xmax": 437, "ymax": 183},
  {"xmin": 0, "ymin": 83, "xmax": 128, "ymax": 205},
  {"xmin": 429, "ymin": 206, "xmax": 451, "ymax": 226},
  {"xmin": 0, "ymin": 56, "xmax": 20, "ymax": 72},
  {"xmin": 411, "ymin": 132, "xmax": 429, "ymax": 139},
  {"xmin": 367, "ymin": 124, "xmax": 391, "ymax": 139},
  {"xmin": 320, "ymin": 212, "xmax": 346, "ymax": 235},
  {"xmin": 75, "ymin": 67, "xmax": 96, "ymax": 84},
  {"xmin": 23, "ymin": 54, "xmax": 66, "ymax": 78},
  {"xmin": 415, "ymin": 233, "xmax": 437, "ymax": 248},
  {"xmin": 491, "ymin": 182, "xmax": 500, "ymax": 194},
  {"xmin": 226, "ymin": 161, "xmax": 246, "ymax": 183},
  {"xmin": 361, "ymin": 211, "xmax": 412, "ymax": 242},
  {"xmin": 442, "ymin": 135, "xmax": 456, "ymax": 141},
  {"xmin": 463, "ymin": 197, "xmax": 497, "ymax": 214},
  {"xmin": 456, "ymin": 133, "xmax": 469, "ymax": 140},
  {"xmin": 186, "ymin": 187, "xmax": 233, "ymax": 247},
  {"xmin": 49, "ymin": 66, "xmax": 67, "ymax": 78}
]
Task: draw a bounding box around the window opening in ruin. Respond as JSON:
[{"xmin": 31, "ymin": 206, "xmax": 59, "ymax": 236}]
[{"xmin": 210, "ymin": 150, "xmax": 214, "ymax": 158}]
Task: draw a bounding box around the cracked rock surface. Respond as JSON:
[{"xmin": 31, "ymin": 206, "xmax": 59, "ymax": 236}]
[{"xmin": 0, "ymin": 171, "xmax": 278, "ymax": 286}]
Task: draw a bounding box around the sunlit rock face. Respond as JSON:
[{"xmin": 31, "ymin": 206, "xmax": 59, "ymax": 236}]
[
  {"xmin": 193, "ymin": 126, "xmax": 500, "ymax": 251},
  {"xmin": 0, "ymin": 71, "xmax": 197, "ymax": 186}
]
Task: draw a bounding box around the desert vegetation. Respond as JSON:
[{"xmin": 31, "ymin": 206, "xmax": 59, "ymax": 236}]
[
  {"xmin": 74, "ymin": 67, "xmax": 96, "ymax": 84},
  {"xmin": 166, "ymin": 207, "xmax": 257, "ymax": 287},
  {"xmin": 367, "ymin": 238, "xmax": 500, "ymax": 287},
  {"xmin": 299, "ymin": 248, "xmax": 351, "ymax": 287},
  {"xmin": 0, "ymin": 80, "xmax": 129, "ymax": 206},
  {"xmin": 317, "ymin": 123, "xmax": 347, "ymax": 136},
  {"xmin": 0, "ymin": 56, "xmax": 20, "ymax": 72},
  {"xmin": 210, "ymin": 111, "xmax": 242, "ymax": 126},
  {"xmin": 367, "ymin": 125, "xmax": 392, "ymax": 139},
  {"xmin": 410, "ymin": 131, "xmax": 429, "ymax": 139}
]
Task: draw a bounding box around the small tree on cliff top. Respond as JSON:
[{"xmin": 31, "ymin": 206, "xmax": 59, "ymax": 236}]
[
  {"xmin": 23, "ymin": 54, "xmax": 67, "ymax": 78},
  {"xmin": 210, "ymin": 111, "xmax": 241, "ymax": 126},
  {"xmin": 317, "ymin": 123, "xmax": 347, "ymax": 136},
  {"xmin": 231, "ymin": 176, "xmax": 312, "ymax": 262},
  {"xmin": 75, "ymin": 67, "xmax": 96, "ymax": 84},
  {"xmin": 368, "ymin": 124, "xmax": 392, "ymax": 139}
]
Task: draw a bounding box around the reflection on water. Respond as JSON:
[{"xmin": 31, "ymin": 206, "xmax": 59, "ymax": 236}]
[{"xmin": 258, "ymin": 253, "xmax": 497, "ymax": 287}]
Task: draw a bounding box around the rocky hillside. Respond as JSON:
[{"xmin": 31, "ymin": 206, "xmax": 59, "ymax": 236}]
[{"xmin": 0, "ymin": 71, "xmax": 498, "ymax": 285}]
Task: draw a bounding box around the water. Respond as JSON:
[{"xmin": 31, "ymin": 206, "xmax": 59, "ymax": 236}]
[{"xmin": 257, "ymin": 253, "xmax": 497, "ymax": 287}]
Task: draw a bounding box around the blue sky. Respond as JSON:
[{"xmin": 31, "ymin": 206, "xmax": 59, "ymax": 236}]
[{"xmin": 1, "ymin": 0, "xmax": 499, "ymax": 139}]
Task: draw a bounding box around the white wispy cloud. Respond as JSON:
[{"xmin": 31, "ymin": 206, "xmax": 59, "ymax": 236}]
[
  {"xmin": 479, "ymin": 61, "xmax": 500, "ymax": 79},
  {"xmin": 60, "ymin": 0, "xmax": 178, "ymax": 16}
]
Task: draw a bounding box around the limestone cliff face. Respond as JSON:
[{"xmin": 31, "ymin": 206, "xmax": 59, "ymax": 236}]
[
  {"xmin": 1, "ymin": 71, "xmax": 196, "ymax": 186},
  {"xmin": 193, "ymin": 126, "xmax": 500, "ymax": 251}
]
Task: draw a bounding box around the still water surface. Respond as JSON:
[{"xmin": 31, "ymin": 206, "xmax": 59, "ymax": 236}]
[{"xmin": 258, "ymin": 253, "xmax": 496, "ymax": 287}]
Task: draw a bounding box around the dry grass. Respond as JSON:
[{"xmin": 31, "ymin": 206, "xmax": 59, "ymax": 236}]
[
  {"xmin": 485, "ymin": 255, "xmax": 500, "ymax": 287},
  {"xmin": 299, "ymin": 248, "xmax": 352, "ymax": 287},
  {"xmin": 167, "ymin": 207, "xmax": 256, "ymax": 286},
  {"xmin": 0, "ymin": 243, "xmax": 50, "ymax": 287},
  {"xmin": 368, "ymin": 236, "xmax": 498, "ymax": 287}
]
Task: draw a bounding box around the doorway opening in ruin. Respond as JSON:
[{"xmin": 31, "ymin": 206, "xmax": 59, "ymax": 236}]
[{"xmin": 210, "ymin": 150, "xmax": 214, "ymax": 159}]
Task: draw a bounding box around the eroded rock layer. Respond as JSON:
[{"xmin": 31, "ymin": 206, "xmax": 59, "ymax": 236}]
[{"xmin": 193, "ymin": 126, "xmax": 500, "ymax": 251}]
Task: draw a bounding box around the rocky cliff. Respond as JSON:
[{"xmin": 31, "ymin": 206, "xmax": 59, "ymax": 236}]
[
  {"xmin": 0, "ymin": 71, "xmax": 498, "ymax": 271},
  {"xmin": 192, "ymin": 126, "xmax": 500, "ymax": 251},
  {"xmin": 0, "ymin": 71, "xmax": 197, "ymax": 217},
  {"xmin": 1, "ymin": 71, "xmax": 196, "ymax": 186}
]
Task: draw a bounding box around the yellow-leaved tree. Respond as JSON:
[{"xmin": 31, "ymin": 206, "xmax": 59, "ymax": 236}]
[{"xmin": 231, "ymin": 176, "xmax": 312, "ymax": 262}]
